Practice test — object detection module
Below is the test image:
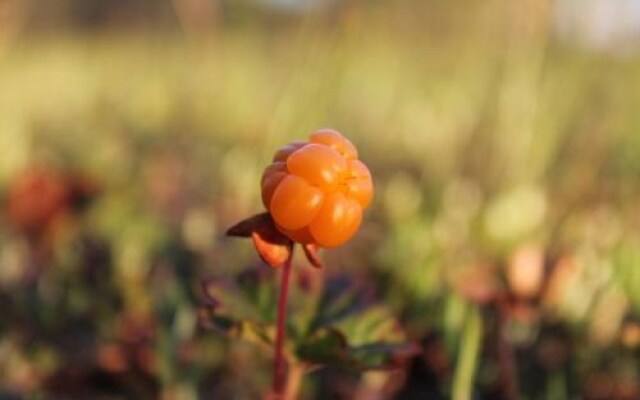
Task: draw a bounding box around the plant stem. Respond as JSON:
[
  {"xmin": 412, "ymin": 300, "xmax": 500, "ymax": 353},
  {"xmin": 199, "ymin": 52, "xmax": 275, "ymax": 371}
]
[
  {"xmin": 284, "ymin": 363, "xmax": 305, "ymax": 400},
  {"xmin": 452, "ymin": 305, "xmax": 482, "ymax": 400},
  {"xmin": 273, "ymin": 249, "xmax": 294, "ymax": 397}
]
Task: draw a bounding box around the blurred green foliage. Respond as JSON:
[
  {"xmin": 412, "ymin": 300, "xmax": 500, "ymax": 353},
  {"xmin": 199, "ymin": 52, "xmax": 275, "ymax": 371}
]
[{"xmin": 1, "ymin": 1, "xmax": 640, "ymax": 399}]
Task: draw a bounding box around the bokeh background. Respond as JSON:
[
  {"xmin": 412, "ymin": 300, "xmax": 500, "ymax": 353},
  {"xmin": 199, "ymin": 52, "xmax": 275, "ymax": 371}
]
[{"xmin": 1, "ymin": 0, "xmax": 640, "ymax": 399}]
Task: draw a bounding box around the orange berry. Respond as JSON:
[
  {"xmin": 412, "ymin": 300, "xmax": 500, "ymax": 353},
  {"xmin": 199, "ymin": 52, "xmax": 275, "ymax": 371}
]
[
  {"xmin": 261, "ymin": 171, "xmax": 287, "ymax": 209},
  {"xmin": 309, "ymin": 192, "xmax": 362, "ymax": 248},
  {"xmin": 261, "ymin": 161, "xmax": 287, "ymax": 185},
  {"xmin": 269, "ymin": 174, "xmax": 324, "ymax": 230},
  {"xmin": 310, "ymin": 129, "xmax": 358, "ymax": 160},
  {"xmin": 273, "ymin": 141, "xmax": 307, "ymax": 162},
  {"xmin": 261, "ymin": 129, "xmax": 373, "ymax": 248},
  {"xmin": 287, "ymin": 144, "xmax": 347, "ymax": 191},
  {"xmin": 261, "ymin": 161, "xmax": 288, "ymax": 208},
  {"xmin": 276, "ymin": 224, "xmax": 315, "ymax": 245},
  {"xmin": 344, "ymin": 160, "xmax": 373, "ymax": 208}
]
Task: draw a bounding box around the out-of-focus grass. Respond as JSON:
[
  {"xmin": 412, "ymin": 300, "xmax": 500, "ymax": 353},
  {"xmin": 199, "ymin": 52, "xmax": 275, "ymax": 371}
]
[{"xmin": 1, "ymin": 1, "xmax": 640, "ymax": 398}]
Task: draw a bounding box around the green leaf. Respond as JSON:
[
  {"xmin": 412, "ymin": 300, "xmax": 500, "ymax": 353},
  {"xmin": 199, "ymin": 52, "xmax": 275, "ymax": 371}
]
[
  {"xmin": 347, "ymin": 342, "xmax": 422, "ymax": 370},
  {"xmin": 295, "ymin": 328, "xmax": 348, "ymax": 366},
  {"xmin": 297, "ymin": 275, "xmax": 419, "ymax": 370},
  {"xmin": 200, "ymin": 269, "xmax": 278, "ymax": 349},
  {"xmin": 201, "ymin": 270, "xmax": 419, "ymax": 371}
]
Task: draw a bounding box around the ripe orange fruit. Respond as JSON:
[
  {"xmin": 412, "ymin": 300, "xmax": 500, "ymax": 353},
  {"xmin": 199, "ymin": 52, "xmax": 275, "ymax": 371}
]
[{"xmin": 261, "ymin": 129, "xmax": 373, "ymax": 248}]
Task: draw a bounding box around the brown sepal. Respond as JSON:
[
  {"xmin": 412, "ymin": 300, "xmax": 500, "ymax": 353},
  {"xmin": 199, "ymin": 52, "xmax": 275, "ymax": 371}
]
[
  {"xmin": 303, "ymin": 243, "xmax": 324, "ymax": 269},
  {"xmin": 227, "ymin": 213, "xmax": 293, "ymax": 268}
]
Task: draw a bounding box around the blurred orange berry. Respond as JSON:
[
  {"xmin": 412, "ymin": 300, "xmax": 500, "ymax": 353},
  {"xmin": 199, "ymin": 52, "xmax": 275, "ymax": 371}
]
[
  {"xmin": 5, "ymin": 167, "xmax": 99, "ymax": 238},
  {"xmin": 6, "ymin": 168, "xmax": 69, "ymax": 235},
  {"xmin": 542, "ymin": 255, "xmax": 580, "ymax": 309},
  {"xmin": 261, "ymin": 129, "xmax": 373, "ymax": 248},
  {"xmin": 506, "ymin": 245, "xmax": 545, "ymax": 299}
]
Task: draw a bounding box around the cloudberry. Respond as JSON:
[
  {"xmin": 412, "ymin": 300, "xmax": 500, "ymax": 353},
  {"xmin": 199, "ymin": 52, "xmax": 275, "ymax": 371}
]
[{"xmin": 261, "ymin": 129, "xmax": 373, "ymax": 248}]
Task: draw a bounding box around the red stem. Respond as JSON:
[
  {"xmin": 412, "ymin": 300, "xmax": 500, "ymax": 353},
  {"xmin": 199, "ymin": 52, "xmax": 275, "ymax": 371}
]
[{"xmin": 273, "ymin": 248, "xmax": 294, "ymax": 397}]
